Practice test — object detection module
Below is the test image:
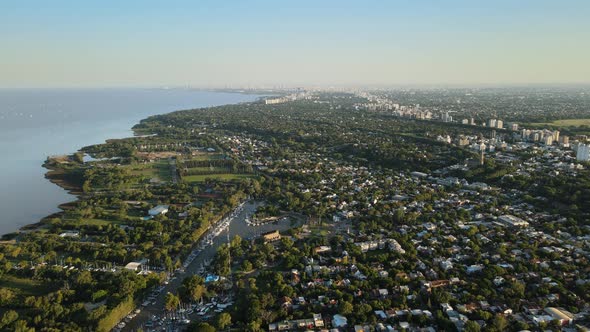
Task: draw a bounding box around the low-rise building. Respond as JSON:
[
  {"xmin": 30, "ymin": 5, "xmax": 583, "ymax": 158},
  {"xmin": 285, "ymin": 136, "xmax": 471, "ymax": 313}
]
[
  {"xmin": 498, "ymin": 215, "xmax": 529, "ymax": 227},
  {"xmin": 148, "ymin": 205, "xmax": 169, "ymax": 216},
  {"xmin": 262, "ymin": 230, "xmax": 281, "ymax": 243}
]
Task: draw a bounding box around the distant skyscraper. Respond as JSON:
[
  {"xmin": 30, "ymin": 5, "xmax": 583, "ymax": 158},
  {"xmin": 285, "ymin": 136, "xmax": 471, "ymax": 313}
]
[
  {"xmin": 488, "ymin": 119, "xmax": 497, "ymax": 128},
  {"xmin": 480, "ymin": 149, "xmax": 485, "ymax": 165},
  {"xmin": 458, "ymin": 136, "xmax": 470, "ymax": 146},
  {"xmin": 442, "ymin": 112, "xmax": 452, "ymax": 123},
  {"xmin": 462, "ymin": 118, "xmax": 469, "ymax": 125},
  {"xmin": 559, "ymin": 135, "xmax": 569, "ymax": 146},
  {"xmin": 544, "ymin": 135, "xmax": 553, "ymax": 146},
  {"xmin": 496, "ymin": 120, "xmax": 503, "ymax": 129},
  {"xmin": 577, "ymin": 143, "xmax": 590, "ymax": 161}
]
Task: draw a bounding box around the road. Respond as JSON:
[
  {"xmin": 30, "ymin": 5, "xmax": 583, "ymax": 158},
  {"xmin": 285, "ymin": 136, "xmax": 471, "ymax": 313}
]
[
  {"xmin": 169, "ymin": 158, "xmax": 178, "ymax": 184},
  {"xmin": 120, "ymin": 201, "xmax": 298, "ymax": 332}
]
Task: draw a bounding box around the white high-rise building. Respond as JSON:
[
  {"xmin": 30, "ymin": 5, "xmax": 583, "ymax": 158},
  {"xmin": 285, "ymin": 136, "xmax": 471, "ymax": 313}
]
[
  {"xmin": 441, "ymin": 112, "xmax": 452, "ymax": 123},
  {"xmin": 488, "ymin": 119, "xmax": 497, "ymax": 128},
  {"xmin": 577, "ymin": 143, "xmax": 590, "ymax": 161},
  {"xmin": 496, "ymin": 120, "xmax": 503, "ymax": 129},
  {"xmin": 559, "ymin": 136, "xmax": 569, "ymax": 147},
  {"xmin": 544, "ymin": 135, "xmax": 553, "ymax": 146}
]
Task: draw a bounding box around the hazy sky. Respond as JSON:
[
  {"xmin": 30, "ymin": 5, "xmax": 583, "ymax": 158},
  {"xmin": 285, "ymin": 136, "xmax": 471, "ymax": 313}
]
[{"xmin": 1, "ymin": 0, "xmax": 589, "ymax": 88}]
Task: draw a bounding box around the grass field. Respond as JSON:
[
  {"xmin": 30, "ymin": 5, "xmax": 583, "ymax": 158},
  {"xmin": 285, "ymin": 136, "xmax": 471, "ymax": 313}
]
[
  {"xmin": 184, "ymin": 153, "xmax": 225, "ymax": 161},
  {"xmin": 59, "ymin": 217, "xmax": 124, "ymax": 227},
  {"xmin": 182, "ymin": 173, "xmax": 254, "ymax": 183},
  {"xmin": 1, "ymin": 276, "xmax": 53, "ymax": 296},
  {"xmin": 530, "ymin": 119, "xmax": 590, "ymax": 127},
  {"xmin": 127, "ymin": 160, "xmax": 172, "ymax": 182},
  {"xmin": 183, "ymin": 166, "xmax": 229, "ymax": 173},
  {"xmin": 83, "ymin": 218, "xmax": 126, "ymax": 226}
]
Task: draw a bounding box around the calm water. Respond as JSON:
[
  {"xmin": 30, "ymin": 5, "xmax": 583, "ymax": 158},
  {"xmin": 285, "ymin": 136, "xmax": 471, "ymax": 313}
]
[{"xmin": 0, "ymin": 88, "xmax": 259, "ymax": 235}]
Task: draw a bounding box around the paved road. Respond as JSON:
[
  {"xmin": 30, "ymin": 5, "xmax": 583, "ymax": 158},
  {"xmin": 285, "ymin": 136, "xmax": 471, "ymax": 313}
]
[
  {"xmin": 169, "ymin": 158, "xmax": 178, "ymax": 184},
  {"xmin": 121, "ymin": 201, "xmax": 298, "ymax": 332}
]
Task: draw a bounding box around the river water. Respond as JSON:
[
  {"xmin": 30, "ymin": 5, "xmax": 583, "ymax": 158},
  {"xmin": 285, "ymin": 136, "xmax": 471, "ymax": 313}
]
[{"xmin": 0, "ymin": 88, "xmax": 260, "ymax": 235}]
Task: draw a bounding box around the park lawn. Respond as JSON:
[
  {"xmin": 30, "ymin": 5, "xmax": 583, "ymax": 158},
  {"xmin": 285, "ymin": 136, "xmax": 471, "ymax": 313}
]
[
  {"xmin": 529, "ymin": 118, "xmax": 590, "ymax": 127},
  {"xmin": 185, "ymin": 153, "xmax": 225, "ymax": 161},
  {"xmin": 182, "ymin": 173, "xmax": 254, "ymax": 183},
  {"xmin": 184, "ymin": 166, "xmax": 229, "ymax": 173},
  {"xmin": 127, "ymin": 160, "xmax": 172, "ymax": 182},
  {"xmin": 126, "ymin": 209, "xmax": 146, "ymax": 218},
  {"xmin": 1, "ymin": 276, "xmax": 54, "ymax": 297},
  {"xmin": 83, "ymin": 218, "xmax": 125, "ymax": 226},
  {"xmin": 60, "ymin": 217, "xmax": 125, "ymax": 226},
  {"xmin": 308, "ymin": 224, "xmax": 332, "ymax": 237}
]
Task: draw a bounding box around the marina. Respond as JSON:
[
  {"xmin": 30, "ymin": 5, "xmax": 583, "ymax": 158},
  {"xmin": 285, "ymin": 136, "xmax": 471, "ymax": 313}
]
[{"xmin": 120, "ymin": 200, "xmax": 298, "ymax": 332}]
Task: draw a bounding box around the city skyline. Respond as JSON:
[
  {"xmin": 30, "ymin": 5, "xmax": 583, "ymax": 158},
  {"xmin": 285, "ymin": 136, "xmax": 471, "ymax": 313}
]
[{"xmin": 1, "ymin": 0, "xmax": 589, "ymax": 88}]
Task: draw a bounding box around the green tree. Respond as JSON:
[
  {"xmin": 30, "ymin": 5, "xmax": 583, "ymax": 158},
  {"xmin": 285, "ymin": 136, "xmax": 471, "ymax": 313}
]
[
  {"xmin": 338, "ymin": 301, "xmax": 354, "ymax": 315},
  {"xmin": 13, "ymin": 320, "xmax": 34, "ymax": 332},
  {"xmin": 165, "ymin": 292, "xmax": 180, "ymax": 311},
  {"xmin": 0, "ymin": 310, "xmax": 18, "ymax": 329},
  {"xmin": 181, "ymin": 275, "xmax": 206, "ymax": 302},
  {"xmin": 187, "ymin": 322, "xmax": 216, "ymax": 332},
  {"xmin": 0, "ymin": 288, "xmax": 15, "ymax": 306},
  {"xmin": 216, "ymin": 312, "xmax": 232, "ymax": 330},
  {"xmin": 464, "ymin": 320, "xmax": 481, "ymax": 332},
  {"xmin": 75, "ymin": 270, "xmax": 94, "ymax": 286},
  {"xmin": 246, "ymin": 320, "xmax": 262, "ymax": 332},
  {"xmin": 241, "ymin": 260, "xmax": 253, "ymax": 272},
  {"xmin": 490, "ymin": 314, "xmax": 508, "ymax": 331}
]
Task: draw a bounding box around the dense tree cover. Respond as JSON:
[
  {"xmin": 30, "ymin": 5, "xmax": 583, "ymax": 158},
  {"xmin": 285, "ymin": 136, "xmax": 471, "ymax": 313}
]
[
  {"xmin": 2, "ymin": 92, "xmax": 589, "ymax": 330},
  {"xmin": 1, "ymin": 149, "xmax": 254, "ymax": 330},
  {"xmin": 503, "ymin": 170, "xmax": 590, "ymax": 222},
  {"xmin": 178, "ymin": 275, "xmax": 206, "ymax": 303},
  {"xmin": 134, "ymin": 98, "xmax": 473, "ymax": 173}
]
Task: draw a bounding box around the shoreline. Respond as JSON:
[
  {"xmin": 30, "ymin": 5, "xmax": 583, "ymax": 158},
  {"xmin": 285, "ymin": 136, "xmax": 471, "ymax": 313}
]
[
  {"xmin": 1, "ymin": 91, "xmax": 263, "ymax": 238},
  {"xmin": 11, "ymin": 157, "xmax": 84, "ymax": 234}
]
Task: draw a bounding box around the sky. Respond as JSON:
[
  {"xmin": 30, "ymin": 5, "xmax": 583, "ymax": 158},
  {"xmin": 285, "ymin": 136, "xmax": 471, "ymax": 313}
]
[{"xmin": 1, "ymin": 0, "xmax": 589, "ymax": 88}]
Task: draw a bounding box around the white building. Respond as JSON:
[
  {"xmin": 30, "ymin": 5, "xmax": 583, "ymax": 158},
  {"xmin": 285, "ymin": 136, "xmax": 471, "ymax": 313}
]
[
  {"xmin": 544, "ymin": 135, "xmax": 553, "ymax": 146},
  {"xmin": 498, "ymin": 215, "xmax": 529, "ymax": 227},
  {"xmin": 442, "ymin": 112, "xmax": 453, "ymax": 123},
  {"xmin": 148, "ymin": 205, "xmax": 169, "ymax": 216},
  {"xmin": 509, "ymin": 122, "xmax": 519, "ymax": 131},
  {"xmin": 559, "ymin": 135, "xmax": 569, "ymax": 147},
  {"xmin": 332, "ymin": 314, "xmax": 348, "ymax": 328},
  {"xmin": 577, "ymin": 143, "xmax": 590, "ymax": 161},
  {"xmin": 59, "ymin": 231, "xmax": 80, "ymax": 238}
]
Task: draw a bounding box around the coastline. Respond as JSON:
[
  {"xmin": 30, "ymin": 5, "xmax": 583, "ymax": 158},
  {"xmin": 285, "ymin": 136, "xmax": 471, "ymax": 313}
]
[
  {"xmin": 3, "ymin": 156, "xmax": 82, "ymax": 235},
  {"xmin": 2, "ymin": 92, "xmax": 261, "ymax": 237}
]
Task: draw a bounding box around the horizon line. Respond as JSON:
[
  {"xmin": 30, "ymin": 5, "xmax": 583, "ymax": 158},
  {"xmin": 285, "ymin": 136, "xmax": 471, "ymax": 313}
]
[{"xmin": 1, "ymin": 82, "xmax": 590, "ymax": 90}]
